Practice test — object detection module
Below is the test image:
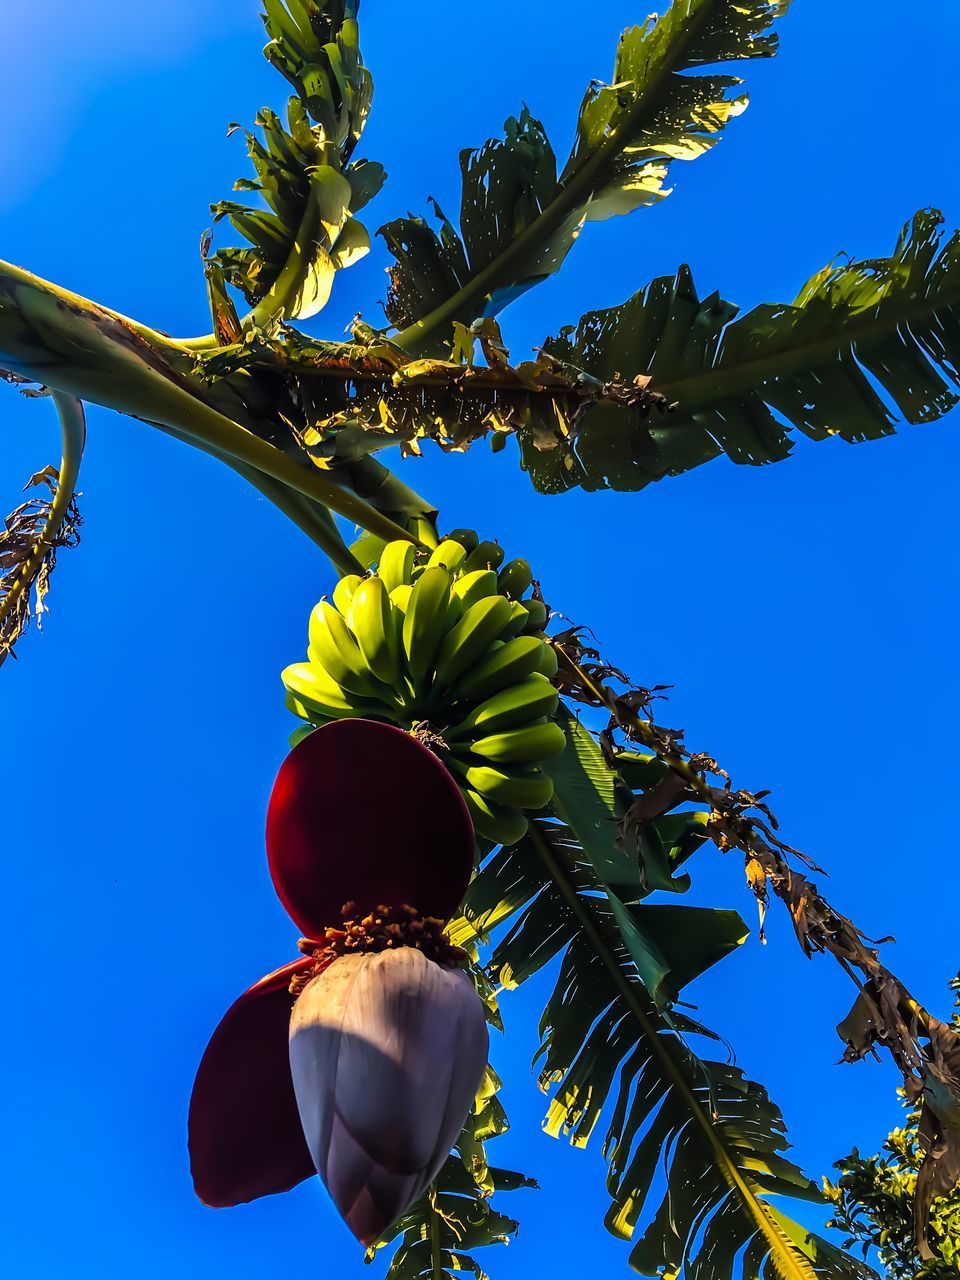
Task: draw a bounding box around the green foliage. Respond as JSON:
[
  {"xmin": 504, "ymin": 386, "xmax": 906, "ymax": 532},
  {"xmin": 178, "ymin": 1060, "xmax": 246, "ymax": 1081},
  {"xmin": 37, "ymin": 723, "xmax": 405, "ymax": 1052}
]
[
  {"xmin": 453, "ymin": 716, "xmax": 874, "ymax": 1280},
  {"xmin": 210, "ymin": 0, "xmax": 384, "ymax": 322},
  {"xmin": 371, "ymin": 1061, "xmax": 537, "ymax": 1280},
  {"xmin": 382, "ymin": 0, "xmax": 790, "ymax": 353},
  {"xmin": 524, "ymin": 209, "xmax": 960, "ymax": 493},
  {"xmin": 2, "ymin": 2, "xmax": 959, "ymax": 1277},
  {"xmin": 826, "ymin": 980, "xmax": 960, "ymax": 1280}
]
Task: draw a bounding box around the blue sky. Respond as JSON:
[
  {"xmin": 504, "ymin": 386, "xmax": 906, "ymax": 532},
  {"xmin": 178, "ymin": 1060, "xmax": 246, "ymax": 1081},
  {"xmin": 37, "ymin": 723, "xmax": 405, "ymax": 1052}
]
[{"xmin": 2, "ymin": 2, "xmax": 960, "ymax": 1276}]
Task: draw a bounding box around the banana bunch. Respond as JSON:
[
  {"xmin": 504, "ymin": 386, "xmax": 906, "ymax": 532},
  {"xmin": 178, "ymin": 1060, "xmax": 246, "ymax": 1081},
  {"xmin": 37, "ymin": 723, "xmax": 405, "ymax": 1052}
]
[{"xmin": 282, "ymin": 532, "xmax": 564, "ymax": 846}]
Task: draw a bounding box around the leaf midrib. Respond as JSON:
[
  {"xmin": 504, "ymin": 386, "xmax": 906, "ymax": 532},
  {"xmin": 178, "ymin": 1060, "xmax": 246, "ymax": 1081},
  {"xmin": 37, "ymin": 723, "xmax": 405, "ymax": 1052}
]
[
  {"xmin": 653, "ymin": 275, "xmax": 960, "ymax": 410},
  {"xmin": 391, "ymin": 0, "xmax": 720, "ymax": 354},
  {"xmin": 527, "ymin": 820, "xmax": 817, "ymax": 1280}
]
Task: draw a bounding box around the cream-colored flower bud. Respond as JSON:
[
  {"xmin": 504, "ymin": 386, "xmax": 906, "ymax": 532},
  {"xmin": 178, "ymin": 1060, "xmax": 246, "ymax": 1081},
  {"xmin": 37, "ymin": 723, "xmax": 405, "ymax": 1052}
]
[{"xmin": 289, "ymin": 947, "xmax": 489, "ymax": 1245}]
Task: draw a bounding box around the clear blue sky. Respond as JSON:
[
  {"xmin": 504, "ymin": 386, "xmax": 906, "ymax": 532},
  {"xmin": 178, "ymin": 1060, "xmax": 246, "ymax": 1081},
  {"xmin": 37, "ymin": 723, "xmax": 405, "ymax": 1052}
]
[{"xmin": 2, "ymin": 2, "xmax": 959, "ymax": 1276}]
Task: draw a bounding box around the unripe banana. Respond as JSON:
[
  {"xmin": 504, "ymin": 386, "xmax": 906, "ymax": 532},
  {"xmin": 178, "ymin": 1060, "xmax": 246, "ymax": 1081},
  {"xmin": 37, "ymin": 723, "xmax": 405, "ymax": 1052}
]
[
  {"xmin": 521, "ymin": 598, "xmax": 549, "ymax": 634},
  {"xmin": 433, "ymin": 595, "xmax": 514, "ymax": 691},
  {"xmin": 350, "ymin": 576, "xmax": 401, "ymax": 688},
  {"xmin": 500, "ymin": 599, "xmax": 531, "ymax": 641},
  {"xmin": 389, "ymin": 583, "xmax": 413, "ymax": 613},
  {"xmin": 451, "ymin": 569, "xmax": 499, "ymax": 610},
  {"xmin": 378, "ymin": 540, "xmax": 416, "ymax": 593},
  {"xmin": 333, "ymin": 573, "xmax": 363, "ymax": 617},
  {"xmin": 497, "ymin": 558, "xmax": 533, "ymax": 600},
  {"xmin": 449, "ymin": 674, "xmax": 559, "ymax": 737},
  {"xmin": 452, "ymin": 634, "xmax": 546, "ymax": 701},
  {"xmin": 462, "ymin": 540, "xmax": 504, "ymax": 574},
  {"xmin": 283, "ymin": 664, "xmax": 375, "ymax": 720},
  {"xmin": 402, "ymin": 565, "xmax": 452, "ymax": 692},
  {"xmin": 470, "ymin": 720, "xmax": 567, "ymax": 765},
  {"xmin": 308, "ymin": 601, "xmax": 384, "ymax": 700},
  {"xmin": 427, "ymin": 539, "xmax": 469, "ymax": 574},
  {"xmin": 464, "ymin": 788, "xmax": 529, "ymax": 846},
  {"xmin": 453, "ymin": 761, "xmax": 554, "ymax": 810},
  {"xmin": 408, "ymin": 516, "xmax": 439, "ymax": 549},
  {"xmin": 286, "ymin": 536, "xmax": 558, "ymax": 842},
  {"xmin": 443, "ymin": 528, "xmax": 480, "ymax": 553},
  {"xmin": 534, "ymin": 642, "xmax": 559, "ymax": 679}
]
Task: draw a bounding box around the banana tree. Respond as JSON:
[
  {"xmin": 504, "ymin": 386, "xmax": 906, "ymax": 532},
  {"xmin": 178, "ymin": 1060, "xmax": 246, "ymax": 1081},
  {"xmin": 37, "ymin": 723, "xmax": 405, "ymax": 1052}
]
[{"xmin": 3, "ymin": 2, "xmax": 960, "ymax": 1278}]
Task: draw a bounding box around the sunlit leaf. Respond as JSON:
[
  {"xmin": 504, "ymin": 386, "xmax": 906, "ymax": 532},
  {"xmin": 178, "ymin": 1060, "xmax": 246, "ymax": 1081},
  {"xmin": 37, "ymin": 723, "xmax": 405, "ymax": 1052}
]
[
  {"xmin": 525, "ymin": 210, "xmax": 960, "ymax": 493},
  {"xmin": 382, "ymin": 0, "xmax": 789, "ymax": 353}
]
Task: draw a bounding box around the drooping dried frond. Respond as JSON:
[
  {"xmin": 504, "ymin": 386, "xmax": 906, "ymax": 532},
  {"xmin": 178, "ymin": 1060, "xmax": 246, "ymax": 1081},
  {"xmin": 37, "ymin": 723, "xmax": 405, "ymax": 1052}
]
[
  {"xmin": 382, "ymin": 0, "xmax": 790, "ymax": 353},
  {"xmin": 551, "ymin": 626, "xmax": 960, "ymax": 1257},
  {"xmin": 449, "ymin": 712, "xmax": 872, "ymax": 1280},
  {"xmin": 827, "ymin": 980, "xmax": 960, "ymax": 1279},
  {"xmin": 0, "ymin": 394, "xmax": 84, "ymax": 665},
  {"xmin": 525, "ymin": 209, "xmax": 960, "ymax": 493}
]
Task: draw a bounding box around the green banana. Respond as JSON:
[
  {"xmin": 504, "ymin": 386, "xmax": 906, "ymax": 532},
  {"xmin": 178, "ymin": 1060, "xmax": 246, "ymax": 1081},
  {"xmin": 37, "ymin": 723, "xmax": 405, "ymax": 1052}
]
[
  {"xmin": 497, "ymin": 558, "xmax": 533, "ymax": 599},
  {"xmin": 308, "ymin": 601, "xmax": 384, "ymax": 699},
  {"xmin": 390, "ymin": 583, "xmax": 413, "ymax": 613},
  {"xmin": 534, "ymin": 642, "xmax": 559, "ymax": 679},
  {"xmin": 433, "ymin": 595, "xmax": 514, "ymax": 690},
  {"xmin": 453, "ymin": 634, "xmax": 546, "ymax": 701},
  {"xmin": 471, "ymin": 720, "xmax": 567, "ymax": 765},
  {"xmin": 287, "ymin": 533, "xmax": 561, "ymax": 828},
  {"xmin": 500, "ymin": 599, "xmax": 530, "ymax": 641},
  {"xmin": 451, "ymin": 568, "xmax": 499, "ymax": 609},
  {"xmin": 401, "ymin": 565, "xmax": 452, "ymax": 692},
  {"xmin": 449, "ymin": 674, "xmax": 559, "ymax": 737},
  {"xmin": 282, "ymin": 665, "xmax": 377, "ymax": 720},
  {"xmin": 463, "ymin": 540, "xmax": 504, "ymax": 574},
  {"xmin": 409, "ymin": 515, "xmax": 439, "ymax": 549},
  {"xmin": 378, "ymin": 540, "xmax": 416, "ymax": 593},
  {"xmin": 521, "ymin": 598, "xmax": 549, "ymax": 634},
  {"xmin": 454, "ymin": 761, "xmax": 554, "ymax": 810},
  {"xmin": 350, "ymin": 576, "xmax": 401, "ymax": 687},
  {"xmin": 333, "ymin": 573, "xmax": 363, "ymax": 617},
  {"xmin": 464, "ymin": 788, "xmax": 529, "ymax": 846},
  {"xmin": 427, "ymin": 538, "xmax": 469, "ymax": 573},
  {"xmin": 444, "ymin": 528, "xmax": 480, "ymax": 553}
]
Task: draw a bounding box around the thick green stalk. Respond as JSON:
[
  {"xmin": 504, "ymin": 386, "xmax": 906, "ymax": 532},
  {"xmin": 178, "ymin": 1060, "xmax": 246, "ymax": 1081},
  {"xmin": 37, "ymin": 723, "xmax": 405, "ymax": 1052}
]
[
  {"xmin": 0, "ymin": 261, "xmax": 418, "ymax": 548},
  {"xmin": 181, "ymin": 172, "xmax": 337, "ymax": 352},
  {"xmin": 157, "ymin": 417, "xmax": 362, "ymax": 576}
]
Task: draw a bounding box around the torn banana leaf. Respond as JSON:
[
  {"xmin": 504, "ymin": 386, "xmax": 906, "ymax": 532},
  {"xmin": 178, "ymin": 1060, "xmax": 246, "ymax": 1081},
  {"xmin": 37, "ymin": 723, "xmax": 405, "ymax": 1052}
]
[
  {"xmin": 523, "ymin": 209, "xmax": 960, "ymax": 493},
  {"xmin": 383, "ymin": 0, "xmax": 790, "ymax": 353}
]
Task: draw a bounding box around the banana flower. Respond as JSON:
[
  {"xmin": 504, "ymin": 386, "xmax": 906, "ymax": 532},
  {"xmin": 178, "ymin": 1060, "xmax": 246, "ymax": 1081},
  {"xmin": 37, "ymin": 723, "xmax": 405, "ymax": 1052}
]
[{"xmin": 188, "ymin": 719, "xmax": 486, "ymax": 1245}]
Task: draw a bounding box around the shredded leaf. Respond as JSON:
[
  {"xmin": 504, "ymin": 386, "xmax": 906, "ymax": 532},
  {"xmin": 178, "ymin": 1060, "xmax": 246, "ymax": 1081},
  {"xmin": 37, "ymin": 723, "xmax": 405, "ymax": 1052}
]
[
  {"xmin": 382, "ymin": 0, "xmax": 789, "ymax": 353},
  {"xmin": 525, "ymin": 209, "xmax": 960, "ymax": 492}
]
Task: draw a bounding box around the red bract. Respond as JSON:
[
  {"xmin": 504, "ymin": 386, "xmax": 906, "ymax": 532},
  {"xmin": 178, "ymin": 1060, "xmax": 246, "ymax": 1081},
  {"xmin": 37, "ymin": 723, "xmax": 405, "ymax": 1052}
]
[
  {"xmin": 266, "ymin": 719, "xmax": 475, "ymax": 936},
  {"xmin": 189, "ymin": 719, "xmax": 478, "ymax": 1228}
]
